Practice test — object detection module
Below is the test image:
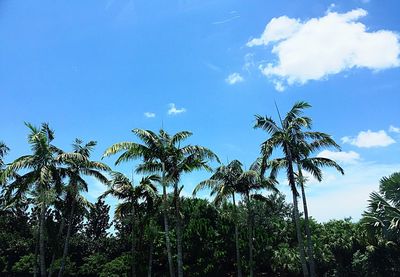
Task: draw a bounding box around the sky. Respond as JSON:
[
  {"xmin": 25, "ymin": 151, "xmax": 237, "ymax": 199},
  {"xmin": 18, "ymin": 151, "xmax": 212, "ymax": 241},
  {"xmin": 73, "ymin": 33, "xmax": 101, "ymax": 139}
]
[{"xmin": 1, "ymin": 0, "xmax": 399, "ymax": 222}]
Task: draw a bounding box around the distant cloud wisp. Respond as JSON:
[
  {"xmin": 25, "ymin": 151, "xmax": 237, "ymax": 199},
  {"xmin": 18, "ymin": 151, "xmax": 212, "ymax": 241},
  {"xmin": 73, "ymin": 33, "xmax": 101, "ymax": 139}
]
[
  {"xmin": 144, "ymin": 112, "xmax": 156, "ymax": 118},
  {"xmin": 342, "ymin": 129, "xmax": 396, "ymax": 148},
  {"xmin": 168, "ymin": 103, "xmax": 186, "ymax": 115},
  {"xmin": 318, "ymin": 150, "xmax": 360, "ymax": 164},
  {"xmin": 225, "ymin": 73, "xmax": 244, "ymax": 85},
  {"xmin": 247, "ymin": 8, "xmax": 400, "ymax": 90},
  {"xmin": 389, "ymin": 125, "xmax": 400, "ymax": 133}
]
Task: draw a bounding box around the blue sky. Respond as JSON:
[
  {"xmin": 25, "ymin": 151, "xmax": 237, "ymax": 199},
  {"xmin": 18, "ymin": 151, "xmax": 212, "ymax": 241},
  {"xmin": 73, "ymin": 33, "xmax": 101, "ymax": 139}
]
[{"xmin": 1, "ymin": 0, "xmax": 399, "ymax": 221}]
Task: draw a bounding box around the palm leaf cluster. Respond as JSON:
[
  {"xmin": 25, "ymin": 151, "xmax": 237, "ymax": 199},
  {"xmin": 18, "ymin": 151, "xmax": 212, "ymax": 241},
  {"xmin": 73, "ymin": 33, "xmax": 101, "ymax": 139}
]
[{"xmin": 363, "ymin": 172, "xmax": 400, "ymax": 240}]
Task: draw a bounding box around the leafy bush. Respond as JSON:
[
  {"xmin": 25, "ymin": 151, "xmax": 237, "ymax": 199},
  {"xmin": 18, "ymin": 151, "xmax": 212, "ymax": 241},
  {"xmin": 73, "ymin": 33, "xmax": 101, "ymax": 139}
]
[{"xmin": 100, "ymin": 254, "xmax": 131, "ymax": 277}]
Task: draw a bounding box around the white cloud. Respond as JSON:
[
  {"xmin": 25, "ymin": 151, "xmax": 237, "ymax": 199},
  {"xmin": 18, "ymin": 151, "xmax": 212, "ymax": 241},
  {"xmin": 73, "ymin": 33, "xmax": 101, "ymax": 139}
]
[
  {"xmin": 144, "ymin": 112, "xmax": 156, "ymax": 118},
  {"xmin": 389, "ymin": 125, "xmax": 400, "ymax": 133},
  {"xmin": 225, "ymin": 72, "xmax": 244, "ymax": 85},
  {"xmin": 317, "ymin": 150, "xmax": 361, "ymax": 164},
  {"xmin": 247, "ymin": 16, "xmax": 301, "ymax": 47},
  {"xmin": 273, "ymin": 80, "xmax": 285, "ymax": 92},
  {"xmin": 167, "ymin": 103, "xmax": 186, "ymax": 115},
  {"xmin": 247, "ymin": 8, "xmax": 400, "ymax": 90},
  {"xmin": 342, "ymin": 130, "xmax": 396, "ymax": 148}
]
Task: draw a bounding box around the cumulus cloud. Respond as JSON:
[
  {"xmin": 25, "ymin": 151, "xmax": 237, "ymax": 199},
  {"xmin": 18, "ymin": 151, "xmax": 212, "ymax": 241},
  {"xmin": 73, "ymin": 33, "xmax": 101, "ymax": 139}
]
[
  {"xmin": 144, "ymin": 112, "xmax": 156, "ymax": 118},
  {"xmin": 342, "ymin": 130, "xmax": 396, "ymax": 148},
  {"xmin": 247, "ymin": 8, "xmax": 400, "ymax": 90},
  {"xmin": 167, "ymin": 103, "xmax": 186, "ymax": 115},
  {"xmin": 389, "ymin": 125, "xmax": 400, "ymax": 133},
  {"xmin": 225, "ymin": 73, "xmax": 244, "ymax": 85},
  {"xmin": 318, "ymin": 150, "xmax": 361, "ymax": 164}
]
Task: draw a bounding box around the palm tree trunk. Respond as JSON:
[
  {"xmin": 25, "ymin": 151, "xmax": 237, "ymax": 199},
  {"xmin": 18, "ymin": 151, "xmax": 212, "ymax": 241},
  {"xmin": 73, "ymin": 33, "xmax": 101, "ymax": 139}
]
[
  {"xmin": 292, "ymin": 188, "xmax": 309, "ymax": 277},
  {"xmin": 297, "ymin": 166, "xmax": 316, "ymax": 277},
  {"xmin": 246, "ymin": 193, "xmax": 254, "ymax": 277},
  {"xmin": 33, "ymin": 224, "xmax": 40, "ymax": 277},
  {"xmin": 148, "ymin": 239, "xmax": 154, "ymax": 277},
  {"xmin": 131, "ymin": 202, "xmax": 137, "ymax": 277},
  {"xmin": 39, "ymin": 200, "xmax": 47, "ymax": 277},
  {"xmin": 161, "ymin": 165, "xmax": 175, "ymax": 277},
  {"xmin": 48, "ymin": 216, "xmax": 65, "ymax": 277},
  {"xmin": 174, "ymin": 183, "xmax": 184, "ymax": 277},
  {"xmin": 287, "ymin": 158, "xmax": 309, "ymax": 277},
  {"xmin": 232, "ymin": 193, "xmax": 242, "ymax": 277},
  {"xmin": 58, "ymin": 198, "xmax": 76, "ymax": 277}
]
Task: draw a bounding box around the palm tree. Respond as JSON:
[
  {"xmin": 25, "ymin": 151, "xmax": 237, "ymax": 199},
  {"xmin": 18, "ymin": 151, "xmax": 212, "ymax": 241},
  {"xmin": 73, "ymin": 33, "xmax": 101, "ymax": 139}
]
[
  {"xmin": 1, "ymin": 123, "xmax": 85, "ymax": 277},
  {"xmin": 104, "ymin": 129, "xmax": 218, "ymax": 277},
  {"xmin": 254, "ymin": 102, "xmax": 311, "ymax": 276},
  {"xmin": 193, "ymin": 160, "xmax": 244, "ymax": 277},
  {"xmin": 103, "ymin": 129, "xmax": 176, "ymax": 277},
  {"xmin": 236, "ymin": 159, "xmax": 278, "ymax": 277},
  {"xmin": 102, "ymin": 172, "xmax": 158, "ymax": 277},
  {"xmin": 255, "ymin": 102, "xmax": 345, "ymax": 277},
  {"xmin": 57, "ymin": 139, "xmax": 110, "ymax": 277}
]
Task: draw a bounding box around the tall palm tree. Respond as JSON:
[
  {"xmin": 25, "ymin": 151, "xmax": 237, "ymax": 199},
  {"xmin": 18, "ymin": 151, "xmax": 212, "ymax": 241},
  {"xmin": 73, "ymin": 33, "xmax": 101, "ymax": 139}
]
[
  {"xmin": 104, "ymin": 129, "xmax": 218, "ymax": 277},
  {"xmin": 58, "ymin": 139, "xmax": 110, "ymax": 277},
  {"xmin": 1, "ymin": 123, "xmax": 85, "ymax": 277},
  {"xmin": 254, "ymin": 102, "xmax": 311, "ymax": 276},
  {"xmin": 193, "ymin": 160, "xmax": 244, "ymax": 277},
  {"xmin": 236, "ymin": 159, "xmax": 278, "ymax": 277},
  {"xmin": 103, "ymin": 129, "xmax": 176, "ymax": 277},
  {"xmin": 102, "ymin": 172, "xmax": 158, "ymax": 277},
  {"xmin": 255, "ymin": 102, "xmax": 344, "ymax": 277}
]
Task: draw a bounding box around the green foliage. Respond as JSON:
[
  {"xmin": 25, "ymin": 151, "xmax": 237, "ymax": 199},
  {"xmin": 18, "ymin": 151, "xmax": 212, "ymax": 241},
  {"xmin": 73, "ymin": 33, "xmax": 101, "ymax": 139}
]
[
  {"xmin": 11, "ymin": 253, "xmax": 35, "ymax": 274},
  {"xmin": 1, "ymin": 123, "xmax": 400, "ymax": 276},
  {"xmin": 78, "ymin": 253, "xmax": 108, "ymax": 276},
  {"xmin": 99, "ymin": 254, "xmax": 131, "ymax": 277}
]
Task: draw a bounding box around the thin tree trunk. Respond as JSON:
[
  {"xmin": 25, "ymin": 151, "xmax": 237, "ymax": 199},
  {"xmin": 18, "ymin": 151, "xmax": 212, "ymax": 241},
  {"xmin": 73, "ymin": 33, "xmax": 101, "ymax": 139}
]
[
  {"xmin": 286, "ymin": 156, "xmax": 309, "ymax": 277},
  {"xmin": 292, "ymin": 188, "xmax": 309, "ymax": 277},
  {"xmin": 131, "ymin": 202, "xmax": 137, "ymax": 277},
  {"xmin": 148, "ymin": 239, "xmax": 154, "ymax": 277},
  {"xmin": 174, "ymin": 183, "xmax": 184, "ymax": 277},
  {"xmin": 161, "ymin": 165, "xmax": 175, "ymax": 277},
  {"xmin": 48, "ymin": 216, "xmax": 65, "ymax": 277},
  {"xmin": 58, "ymin": 198, "xmax": 76, "ymax": 277},
  {"xmin": 33, "ymin": 223, "xmax": 40, "ymax": 277},
  {"xmin": 39, "ymin": 200, "xmax": 47, "ymax": 277},
  {"xmin": 232, "ymin": 193, "xmax": 242, "ymax": 277},
  {"xmin": 297, "ymin": 166, "xmax": 316, "ymax": 277},
  {"xmin": 246, "ymin": 192, "xmax": 254, "ymax": 277}
]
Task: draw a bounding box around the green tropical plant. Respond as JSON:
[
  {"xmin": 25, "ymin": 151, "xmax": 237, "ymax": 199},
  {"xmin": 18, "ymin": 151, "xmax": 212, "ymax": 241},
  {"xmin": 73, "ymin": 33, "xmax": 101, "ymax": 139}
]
[
  {"xmin": 57, "ymin": 139, "xmax": 109, "ymax": 277},
  {"xmin": 236, "ymin": 159, "xmax": 278, "ymax": 277},
  {"xmin": 104, "ymin": 128, "xmax": 218, "ymax": 277},
  {"xmin": 1, "ymin": 123, "xmax": 85, "ymax": 277},
  {"xmin": 254, "ymin": 102, "xmax": 312, "ymax": 276},
  {"xmin": 258, "ymin": 102, "xmax": 344, "ymax": 276},
  {"xmin": 363, "ymin": 172, "xmax": 400, "ymax": 240},
  {"xmin": 194, "ymin": 159, "xmax": 244, "ymax": 277},
  {"xmin": 102, "ymin": 171, "xmax": 158, "ymax": 277}
]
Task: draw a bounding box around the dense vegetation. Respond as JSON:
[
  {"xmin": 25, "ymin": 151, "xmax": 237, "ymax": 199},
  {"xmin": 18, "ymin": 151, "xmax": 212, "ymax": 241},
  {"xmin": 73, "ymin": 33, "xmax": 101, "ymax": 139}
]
[{"xmin": 1, "ymin": 102, "xmax": 399, "ymax": 276}]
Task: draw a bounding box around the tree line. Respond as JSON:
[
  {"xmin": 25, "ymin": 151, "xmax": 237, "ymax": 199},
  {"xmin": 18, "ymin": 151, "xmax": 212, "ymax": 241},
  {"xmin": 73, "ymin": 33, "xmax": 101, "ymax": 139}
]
[{"xmin": 1, "ymin": 102, "xmax": 399, "ymax": 276}]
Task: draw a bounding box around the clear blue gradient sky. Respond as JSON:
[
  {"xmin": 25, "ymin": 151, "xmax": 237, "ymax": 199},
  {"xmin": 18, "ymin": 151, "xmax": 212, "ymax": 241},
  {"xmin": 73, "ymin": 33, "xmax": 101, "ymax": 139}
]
[{"xmin": 1, "ymin": 0, "xmax": 399, "ymax": 221}]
